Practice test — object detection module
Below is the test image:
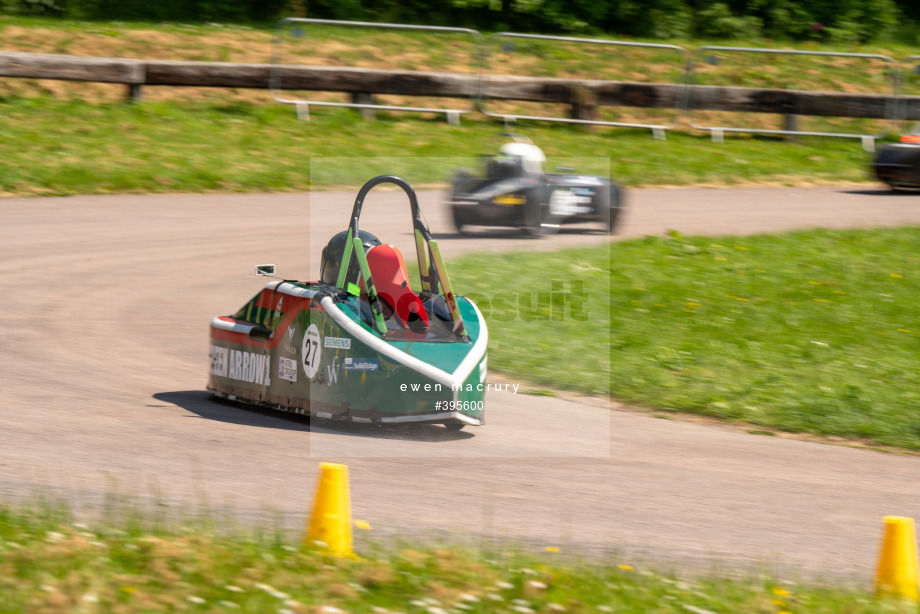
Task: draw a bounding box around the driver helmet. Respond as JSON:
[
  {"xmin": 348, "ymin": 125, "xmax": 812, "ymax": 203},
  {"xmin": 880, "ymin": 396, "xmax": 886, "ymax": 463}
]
[
  {"xmin": 320, "ymin": 230, "xmax": 381, "ymax": 285},
  {"xmin": 499, "ymin": 142, "xmax": 546, "ymax": 175}
]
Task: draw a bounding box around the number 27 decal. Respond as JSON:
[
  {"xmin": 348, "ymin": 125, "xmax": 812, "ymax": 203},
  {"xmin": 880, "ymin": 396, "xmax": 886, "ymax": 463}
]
[{"xmin": 301, "ymin": 323, "xmax": 321, "ymax": 379}]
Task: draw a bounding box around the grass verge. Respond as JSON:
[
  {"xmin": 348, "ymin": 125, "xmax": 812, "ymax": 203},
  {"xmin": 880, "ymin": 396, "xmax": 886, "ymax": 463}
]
[
  {"xmin": 450, "ymin": 227, "xmax": 920, "ymax": 450},
  {"xmin": 0, "ymin": 97, "xmax": 873, "ymax": 196},
  {"xmin": 0, "ymin": 504, "xmax": 898, "ymax": 614}
]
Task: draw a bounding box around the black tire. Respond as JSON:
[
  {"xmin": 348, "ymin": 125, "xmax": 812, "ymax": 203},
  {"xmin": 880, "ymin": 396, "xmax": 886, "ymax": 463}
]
[
  {"xmin": 444, "ymin": 421, "xmax": 465, "ymax": 431},
  {"xmin": 603, "ymin": 182, "xmax": 625, "ymax": 234},
  {"xmin": 451, "ymin": 206, "xmax": 471, "ymax": 234},
  {"xmin": 521, "ymin": 189, "xmax": 561, "ymax": 238},
  {"xmin": 873, "ymin": 145, "xmax": 920, "ymax": 188},
  {"xmin": 450, "ymin": 169, "xmax": 475, "ymax": 235}
]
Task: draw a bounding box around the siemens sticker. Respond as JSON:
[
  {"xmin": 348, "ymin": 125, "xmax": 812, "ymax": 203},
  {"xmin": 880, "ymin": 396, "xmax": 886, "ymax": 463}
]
[
  {"xmin": 344, "ymin": 357, "xmax": 379, "ymax": 371},
  {"xmin": 324, "ymin": 337, "xmax": 351, "ymax": 349},
  {"xmin": 210, "ymin": 344, "xmax": 271, "ymax": 385}
]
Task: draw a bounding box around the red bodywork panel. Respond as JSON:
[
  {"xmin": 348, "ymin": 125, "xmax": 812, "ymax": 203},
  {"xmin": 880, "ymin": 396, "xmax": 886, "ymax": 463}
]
[{"xmin": 210, "ymin": 291, "xmax": 313, "ymax": 349}]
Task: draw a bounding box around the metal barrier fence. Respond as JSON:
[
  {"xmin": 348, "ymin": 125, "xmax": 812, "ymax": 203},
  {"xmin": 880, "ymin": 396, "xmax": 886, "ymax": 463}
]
[
  {"xmin": 266, "ymin": 19, "xmax": 920, "ymax": 144},
  {"xmin": 687, "ymin": 46, "xmax": 897, "ymax": 149},
  {"xmin": 270, "ymin": 18, "xmax": 483, "ymax": 125},
  {"xmin": 481, "ymin": 32, "xmax": 688, "ymax": 138}
]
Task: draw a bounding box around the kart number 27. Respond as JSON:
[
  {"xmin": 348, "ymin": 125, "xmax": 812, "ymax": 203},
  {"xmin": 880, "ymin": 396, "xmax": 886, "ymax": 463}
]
[{"xmin": 302, "ymin": 323, "xmax": 321, "ymax": 379}]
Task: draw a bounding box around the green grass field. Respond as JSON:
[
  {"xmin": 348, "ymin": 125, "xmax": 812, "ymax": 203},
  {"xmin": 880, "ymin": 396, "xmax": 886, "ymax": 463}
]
[
  {"xmin": 0, "ymin": 504, "xmax": 900, "ymax": 614},
  {"xmin": 0, "ymin": 97, "xmax": 875, "ymax": 196},
  {"xmin": 451, "ymin": 227, "xmax": 920, "ymax": 450}
]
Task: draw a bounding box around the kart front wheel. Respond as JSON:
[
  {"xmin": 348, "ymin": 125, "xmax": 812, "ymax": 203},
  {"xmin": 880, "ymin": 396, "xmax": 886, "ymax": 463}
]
[
  {"xmin": 444, "ymin": 421, "xmax": 465, "ymax": 431},
  {"xmin": 451, "ymin": 206, "xmax": 471, "ymax": 235},
  {"xmin": 450, "ymin": 169, "xmax": 475, "ymax": 235}
]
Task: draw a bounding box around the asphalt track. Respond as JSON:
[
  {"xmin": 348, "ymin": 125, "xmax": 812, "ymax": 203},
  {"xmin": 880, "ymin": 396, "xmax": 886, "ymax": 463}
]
[{"xmin": 3, "ymin": 185, "xmax": 920, "ymax": 579}]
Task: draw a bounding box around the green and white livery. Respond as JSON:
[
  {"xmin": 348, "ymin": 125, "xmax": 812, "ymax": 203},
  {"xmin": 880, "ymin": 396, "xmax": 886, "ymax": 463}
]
[{"xmin": 208, "ymin": 176, "xmax": 487, "ymax": 430}]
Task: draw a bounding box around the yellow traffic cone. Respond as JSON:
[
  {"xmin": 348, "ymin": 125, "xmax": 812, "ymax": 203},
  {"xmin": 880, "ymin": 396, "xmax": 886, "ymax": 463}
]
[
  {"xmin": 875, "ymin": 516, "xmax": 920, "ymax": 601},
  {"xmin": 305, "ymin": 462, "xmax": 353, "ymax": 557}
]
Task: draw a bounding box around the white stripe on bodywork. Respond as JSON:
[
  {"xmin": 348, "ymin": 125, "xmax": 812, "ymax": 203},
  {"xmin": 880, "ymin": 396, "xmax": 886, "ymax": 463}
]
[
  {"xmin": 210, "ymin": 317, "xmax": 257, "ymax": 334},
  {"xmin": 319, "ymin": 295, "xmax": 488, "ymax": 392},
  {"xmin": 267, "ymin": 281, "xmax": 321, "ymax": 299}
]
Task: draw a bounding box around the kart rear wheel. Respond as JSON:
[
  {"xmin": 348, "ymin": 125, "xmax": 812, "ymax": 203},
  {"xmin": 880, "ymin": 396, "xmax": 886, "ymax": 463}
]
[
  {"xmin": 444, "ymin": 421, "xmax": 465, "ymax": 431},
  {"xmin": 603, "ymin": 183, "xmax": 625, "ymax": 234},
  {"xmin": 522, "ymin": 192, "xmax": 561, "ymax": 238}
]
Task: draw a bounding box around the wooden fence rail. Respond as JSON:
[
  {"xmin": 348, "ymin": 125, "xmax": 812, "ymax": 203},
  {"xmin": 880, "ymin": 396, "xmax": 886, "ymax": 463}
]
[{"xmin": 2, "ymin": 50, "xmax": 920, "ymax": 121}]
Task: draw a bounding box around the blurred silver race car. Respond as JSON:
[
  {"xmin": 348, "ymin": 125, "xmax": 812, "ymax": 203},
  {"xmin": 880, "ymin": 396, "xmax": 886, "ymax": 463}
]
[{"xmin": 446, "ymin": 134, "xmax": 625, "ymax": 237}]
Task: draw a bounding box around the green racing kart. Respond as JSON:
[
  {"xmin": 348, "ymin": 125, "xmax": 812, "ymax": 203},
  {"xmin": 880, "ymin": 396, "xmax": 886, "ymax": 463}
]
[{"xmin": 208, "ymin": 176, "xmax": 488, "ymax": 430}]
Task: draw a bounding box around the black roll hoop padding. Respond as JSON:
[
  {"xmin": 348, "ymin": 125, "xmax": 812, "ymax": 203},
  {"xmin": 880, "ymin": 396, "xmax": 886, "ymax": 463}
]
[
  {"xmin": 348, "ymin": 175, "xmax": 439, "ymax": 295},
  {"xmin": 348, "ymin": 175, "xmax": 431, "ymax": 242}
]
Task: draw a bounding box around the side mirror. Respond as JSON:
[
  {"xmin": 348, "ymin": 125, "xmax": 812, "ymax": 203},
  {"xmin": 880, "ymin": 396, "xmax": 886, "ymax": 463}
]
[{"xmin": 255, "ymin": 264, "xmax": 276, "ymax": 276}]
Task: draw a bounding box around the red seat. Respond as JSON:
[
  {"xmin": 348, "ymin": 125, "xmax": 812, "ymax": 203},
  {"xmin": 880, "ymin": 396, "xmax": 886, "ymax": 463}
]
[{"xmin": 362, "ymin": 244, "xmax": 429, "ymax": 330}]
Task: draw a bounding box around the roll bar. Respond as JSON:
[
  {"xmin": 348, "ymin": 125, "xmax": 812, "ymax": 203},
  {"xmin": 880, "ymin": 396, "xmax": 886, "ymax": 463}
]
[{"xmin": 334, "ymin": 175, "xmax": 466, "ymax": 337}]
